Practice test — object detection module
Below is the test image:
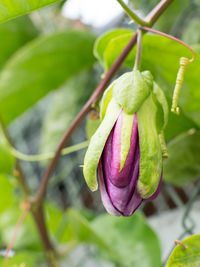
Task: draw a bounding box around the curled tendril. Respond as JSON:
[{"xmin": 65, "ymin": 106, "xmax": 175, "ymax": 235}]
[
  {"xmin": 171, "ymin": 57, "xmax": 190, "ymax": 115},
  {"xmin": 139, "ymin": 26, "xmax": 196, "ymax": 116}
]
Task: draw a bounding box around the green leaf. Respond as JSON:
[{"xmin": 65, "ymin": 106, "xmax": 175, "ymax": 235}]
[
  {"xmin": 0, "ymin": 29, "xmax": 95, "ymax": 124},
  {"xmin": 0, "ymin": 0, "xmax": 61, "ymax": 24},
  {"xmin": 97, "ymin": 30, "xmax": 200, "ymax": 131},
  {"xmin": 67, "ymin": 209, "xmax": 162, "ymax": 267},
  {"xmin": 0, "ymin": 16, "xmax": 38, "ymax": 69},
  {"xmin": 41, "ymin": 70, "xmax": 97, "ymax": 153},
  {"xmin": 164, "ymin": 131, "xmax": 200, "ymax": 186},
  {"xmin": 167, "ymin": 235, "xmax": 200, "ymax": 267},
  {"xmin": 94, "ymin": 28, "xmax": 133, "ymax": 68}
]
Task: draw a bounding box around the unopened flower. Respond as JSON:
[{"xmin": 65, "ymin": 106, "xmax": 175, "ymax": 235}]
[{"xmin": 83, "ymin": 70, "xmax": 168, "ymax": 216}]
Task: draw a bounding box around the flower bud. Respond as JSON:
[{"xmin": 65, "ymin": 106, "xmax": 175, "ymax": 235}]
[{"xmin": 83, "ymin": 70, "xmax": 168, "ymax": 216}]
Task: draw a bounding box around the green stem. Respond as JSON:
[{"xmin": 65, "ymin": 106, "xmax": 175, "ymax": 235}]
[
  {"xmin": 116, "ymin": 0, "xmax": 150, "ymax": 26},
  {"xmin": 10, "ymin": 140, "xmax": 89, "ymax": 162},
  {"xmin": 134, "ymin": 29, "xmax": 143, "ymax": 70}
]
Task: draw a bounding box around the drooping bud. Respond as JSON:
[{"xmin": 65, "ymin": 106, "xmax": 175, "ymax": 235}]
[{"xmin": 83, "ymin": 69, "xmax": 168, "ymax": 216}]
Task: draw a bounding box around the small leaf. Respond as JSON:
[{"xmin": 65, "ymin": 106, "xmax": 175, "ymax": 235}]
[
  {"xmin": 167, "ymin": 235, "xmax": 200, "ymax": 267},
  {"xmin": 164, "ymin": 131, "xmax": 200, "ymax": 186},
  {"xmin": 94, "ymin": 28, "xmax": 133, "ymax": 68}
]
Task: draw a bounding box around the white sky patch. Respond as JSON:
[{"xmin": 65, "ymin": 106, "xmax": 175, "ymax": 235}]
[{"xmin": 62, "ymin": 0, "xmax": 128, "ymax": 28}]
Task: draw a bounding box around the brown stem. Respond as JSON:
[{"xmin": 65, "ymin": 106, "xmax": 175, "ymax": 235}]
[
  {"xmin": 36, "ymin": 0, "xmax": 175, "ymax": 204},
  {"xmin": 32, "ymin": 204, "xmax": 57, "ymax": 267},
  {"xmin": 145, "ymin": 0, "xmax": 175, "ymax": 26}
]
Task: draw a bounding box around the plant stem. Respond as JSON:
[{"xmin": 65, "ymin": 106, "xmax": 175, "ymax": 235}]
[
  {"xmin": 139, "ymin": 26, "xmax": 196, "ymax": 59},
  {"xmin": 36, "ymin": 0, "xmax": 175, "ymax": 204},
  {"xmin": 145, "ymin": 0, "xmax": 175, "ymax": 27},
  {"xmin": 11, "ymin": 140, "xmax": 89, "ymax": 162},
  {"xmin": 32, "ymin": 204, "xmax": 58, "ymax": 267},
  {"xmin": 134, "ymin": 29, "xmax": 143, "ymax": 70},
  {"xmin": 116, "ymin": 0, "xmax": 149, "ymax": 26}
]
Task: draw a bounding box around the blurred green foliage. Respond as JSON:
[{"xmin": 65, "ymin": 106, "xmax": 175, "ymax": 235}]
[{"xmin": 0, "ymin": 0, "xmax": 199, "ymax": 266}]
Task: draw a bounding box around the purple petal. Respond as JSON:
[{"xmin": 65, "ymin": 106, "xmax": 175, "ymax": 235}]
[
  {"xmin": 105, "ymin": 145, "xmax": 140, "ymax": 213},
  {"xmin": 98, "ymin": 112, "xmax": 143, "ymax": 216},
  {"xmin": 123, "ymin": 190, "xmax": 143, "ymax": 217},
  {"xmin": 104, "ymin": 112, "xmax": 138, "ymax": 188},
  {"xmin": 98, "ymin": 162, "xmax": 121, "ymax": 216}
]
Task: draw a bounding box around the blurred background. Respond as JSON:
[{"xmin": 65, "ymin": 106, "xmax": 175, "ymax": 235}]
[{"xmin": 1, "ymin": 0, "xmax": 200, "ymax": 266}]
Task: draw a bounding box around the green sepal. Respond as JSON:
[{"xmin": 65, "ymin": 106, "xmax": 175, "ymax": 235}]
[
  {"xmin": 137, "ymin": 94, "xmax": 162, "ymax": 199},
  {"xmin": 113, "ymin": 70, "xmax": 153, "ymax": 114},
  {"xmin": 152, "ymin": 82, "xmax": 168, "ymax": 133},
  {"xmin": 100, "ymin": 81, "xmax": 115, "ymax": 120},
  {"xmin": 83, "ymin": 99, "xmax": 121, "ymax": 191},
  {"xmin": 120, "ymin": 112, "xmax": 134, "ymax": 171}
]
